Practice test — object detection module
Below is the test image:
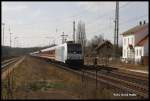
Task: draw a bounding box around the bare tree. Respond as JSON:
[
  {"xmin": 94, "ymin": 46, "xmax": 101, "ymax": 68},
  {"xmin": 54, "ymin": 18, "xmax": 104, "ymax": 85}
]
[
  {"xmin": 76, "ymin": 21, "xmax": 86, "ymax": 57},
  {"xmin": 85, "ymin": 35, "xmax": 104, "ymax": 57}
]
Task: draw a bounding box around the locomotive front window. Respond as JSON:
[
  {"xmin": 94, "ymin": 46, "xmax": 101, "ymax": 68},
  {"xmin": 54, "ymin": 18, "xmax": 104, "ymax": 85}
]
[{"xmin": 67, "ymin": 44, "xmax": 82, "ymax": 54}]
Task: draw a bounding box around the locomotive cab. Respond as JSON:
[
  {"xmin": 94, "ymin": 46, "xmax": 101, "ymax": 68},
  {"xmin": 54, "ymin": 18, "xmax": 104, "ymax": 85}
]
[{"xmin": 66, "ymin": 43, "xmax": 83, "ymax": 65}]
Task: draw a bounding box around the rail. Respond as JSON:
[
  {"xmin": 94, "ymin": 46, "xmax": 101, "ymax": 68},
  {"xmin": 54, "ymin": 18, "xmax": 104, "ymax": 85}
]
[
  {"xmin": 1, "ymin": 57, "xmax": 20, "ymax": 69},
  {"xmin": 32, "ymin": 56, "xmax": 149, "ymax": 98},
  {"xmin": 50, "ymin": 63, "xmax": 149, "ymax": 98}
]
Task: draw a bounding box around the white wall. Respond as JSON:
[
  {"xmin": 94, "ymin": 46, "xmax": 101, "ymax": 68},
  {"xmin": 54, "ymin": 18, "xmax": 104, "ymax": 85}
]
[
  {"xmin": 122, "ymin": 24, "xmax": 148, "ymax": 63},
  {"xmin": 135, "ymin": 47, "xmax": 143, "ymax": 63},
  {"xmin": 122, "ymin": 35, "xmax": 134, "ymax": 59},
  {"xmin": 144, "ymin": 39, "xmax": 149, "ymax": 56}
]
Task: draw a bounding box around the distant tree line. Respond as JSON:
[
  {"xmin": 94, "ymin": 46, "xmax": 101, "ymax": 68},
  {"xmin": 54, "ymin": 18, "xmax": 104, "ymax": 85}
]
[{"xmin": 1, "ymin": 44, "xmax": 56, "ymax": 60}]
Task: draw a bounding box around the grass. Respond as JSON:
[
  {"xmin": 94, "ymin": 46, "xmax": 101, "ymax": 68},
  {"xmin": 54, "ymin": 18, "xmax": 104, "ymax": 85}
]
[
  {"xmin": 2, "ymin": 56, "xmax": 141, "ymax": 99},
  {"xmin": 1, "ymin": 80, "xmax": 8, "ymax": 99},
  {"xmin": 48, "ymin": 65, "xmax": 119, "ymax": 99},
  {"xmin": 46, "ymin": 82, "xmax": 65, "ymax": 89},
  {"xmin": 49, "ymin": 65, "xmax": 141, "ymax": 99},
  {"xmin": 28, "ymin": 81, "xmax": 65, "ymax": 91}
]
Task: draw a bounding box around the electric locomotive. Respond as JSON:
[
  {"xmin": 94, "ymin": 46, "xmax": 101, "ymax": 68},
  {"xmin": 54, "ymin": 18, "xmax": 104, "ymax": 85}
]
[{"xmin": 31, "ymin": 41, "xmax": 83, "ymax": 66}]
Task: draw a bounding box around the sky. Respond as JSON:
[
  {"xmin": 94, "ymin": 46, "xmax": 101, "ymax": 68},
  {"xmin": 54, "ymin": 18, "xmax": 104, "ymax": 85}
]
[{"xmin": 1, "ymin": 1, "xmax": 148, "ymax": 48}]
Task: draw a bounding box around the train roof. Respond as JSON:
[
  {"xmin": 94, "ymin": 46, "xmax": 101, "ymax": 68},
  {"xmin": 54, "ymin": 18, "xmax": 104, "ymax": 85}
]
[
  {"xmin": 32, "ymin": 51, "xmax": 39, "ymax": 54},
  {"xmin": 39, "ymin": 42, "xmax": 81, "ymax": 52},
  {"xmin": 41, "ymin": 46, "xmax": 56, "ymax": 52},
  {"xmin": 29, "ymin": 51, "xmax": 39, "ymax": 55}
]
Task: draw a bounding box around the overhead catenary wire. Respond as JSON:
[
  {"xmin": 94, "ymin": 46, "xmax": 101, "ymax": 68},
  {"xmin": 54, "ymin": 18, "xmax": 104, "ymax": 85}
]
[
  {"xmin": 88, "ymin": 14, "xmax": 148, "ymax": 45},
  {"xmin": 58, "ymin": 2, "xmax": 131, "ymax": 40},
  {"xmin": 61, "ymin": 2, "xmax": 130, "ymax": 30},
  {"xmin": 90, "ymin": 14, "xmax": 148, "ymax": 35},
  {"xmin": 3, "ymin": 2, "xmax": 147, "ymax": 47},
  {"xmin": 4, "ymin": 14, "xmax": 148, "ymax": 48}
]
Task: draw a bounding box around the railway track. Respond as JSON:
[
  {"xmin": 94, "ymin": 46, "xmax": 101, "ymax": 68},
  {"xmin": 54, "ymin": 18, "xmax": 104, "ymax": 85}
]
[
  {"xmin": 109, "ymin": 70, "xmax": 148, "ymax": 85},
  {"xmin": 84, "ymin": 70, "xmax": 148, "ymax": 98},
  {"xmin": 47, "ymin": 61, "xmax": 148, "ymax": 98},
  {"xmin": 1, "ymin": 57, "xmax": 20, "ymax": 69},
  {"xmin": 84, "ymin": 65, "xmax": 148, "ymax": 86},
  {"xmin": 82, "ymin": 65, "xmax": 148, "ymax": 98},
  {"xmin": 32, "ymin": 56, "xmax": 148, "ymax": 98},
  {"xmin": 1, "ymin": 56, "xmax": 25, "ymax": 80}
]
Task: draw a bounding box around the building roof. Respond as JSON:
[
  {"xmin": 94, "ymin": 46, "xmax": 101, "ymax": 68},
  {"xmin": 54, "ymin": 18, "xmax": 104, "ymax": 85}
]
[
  {"xmin": 95, "ymin": 40, "xmax": 113, "ymax": 51},
  {"xmin": 122, "ymin": 23, "xmax": 148, "ymax": 36},
  {"xmin": 135, "ymin": 35, "xmax": 149, "ymax": 46},
  {"xmin": 41, "ymin": 46, "xmax": 56, "ymax": 52}
]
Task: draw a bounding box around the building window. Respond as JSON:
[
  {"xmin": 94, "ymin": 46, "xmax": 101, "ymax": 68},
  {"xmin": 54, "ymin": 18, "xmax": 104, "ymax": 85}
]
[
  {"xmin": 139, "ymin": 49, "xmax": 142, "ymax": 56},
  {"xmin": 124, "ymin": 49, "xmax": 126, "ymax": 57},
  {"xmin": 124, "ymin": 49, "xmax": 125, "ymax": 57},
  {"xmin": 124, "ymin": 38, "xmax": 126, "ymax": 45},
  {"xmin": 137, "ymin": 49, "xmax": 138, "ymax": 56},
  {"xmin": 128, "ymin": 38, "xmax": 129, "ymax": 45},
  {"xmin": 132, "ymin": 37, "xmax": 134, "ymax": 45},
  {"xmin": 135, "ymin": 49, "xmax": 136, "ymax": 56}
]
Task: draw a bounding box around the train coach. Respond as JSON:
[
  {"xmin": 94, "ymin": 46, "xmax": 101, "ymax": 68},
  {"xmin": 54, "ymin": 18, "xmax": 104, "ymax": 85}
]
[{"xmin": 31, "ymin": 42, "xmax": 83, "ymax": 66}]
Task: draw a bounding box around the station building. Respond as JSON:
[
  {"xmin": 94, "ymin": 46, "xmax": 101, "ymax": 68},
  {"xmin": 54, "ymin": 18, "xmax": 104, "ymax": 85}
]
[{"xmin": 122, "ymin": 21, "xmax": 149, "ymax": 65}]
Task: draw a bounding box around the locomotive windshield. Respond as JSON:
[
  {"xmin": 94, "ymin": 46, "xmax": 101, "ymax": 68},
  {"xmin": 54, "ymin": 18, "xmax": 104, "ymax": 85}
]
[{"xmin": 67, "ymin": 44, "xmax": 82, "ymax": 54}]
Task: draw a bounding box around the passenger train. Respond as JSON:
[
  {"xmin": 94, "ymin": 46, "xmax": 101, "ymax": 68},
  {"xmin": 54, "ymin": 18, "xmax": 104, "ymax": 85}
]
[{"xmin": 30, "ymin": 42, "xmax": 83, "ymax": 66}]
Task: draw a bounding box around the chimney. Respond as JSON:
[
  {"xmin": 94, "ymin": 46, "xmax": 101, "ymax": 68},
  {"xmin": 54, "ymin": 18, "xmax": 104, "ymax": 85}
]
[
  {"xmin": 143, "ymin": 20, "xmax": 146, "ymax": 24},
  {"xmin": 139, "ymin": 21, "xmax": 142, "ymax": 26}
]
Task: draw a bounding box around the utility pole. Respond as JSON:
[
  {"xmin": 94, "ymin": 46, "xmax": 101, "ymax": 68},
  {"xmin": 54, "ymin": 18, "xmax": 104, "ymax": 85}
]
[
  {"xmin": 53, "ymin": 39, "xmax": 55, "ymax": 45},
  {"xmin": 61, "ymin": 32, "xmax": 68, "ymax": 44},
  {"xmin": 114, "ymin": 1, "xmax": 119, "ymax": 59},
  {"xmin": 73, "ymin": 21, "xmax": 75, "ymax": 43},
  {"xmin": 9, "ymin": 26, "xmax": 13, "ymax": 48},
  {"xmin": 2, "ymin": 23, "xmax": 5, "ymax": 46},
  {"xmin": 14, "ymin": 37, "xmax": 18, "ymax": 48},
  {"xmin": 45, "ymin": 37, "xmax": 51, "ymax": 46},
  {"xmin": 10, "ymin": 32, "xmax": 13, "ymax": 47}
]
